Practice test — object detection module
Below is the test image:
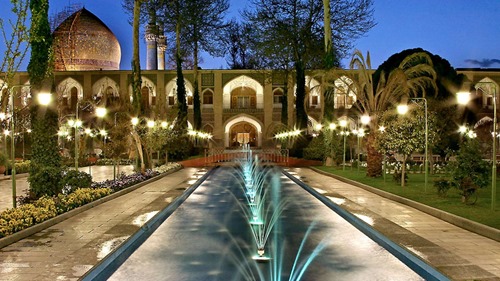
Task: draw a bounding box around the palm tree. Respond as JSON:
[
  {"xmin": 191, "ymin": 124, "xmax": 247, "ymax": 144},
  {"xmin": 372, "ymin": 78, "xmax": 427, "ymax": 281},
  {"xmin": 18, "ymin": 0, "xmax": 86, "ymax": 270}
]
[{"xmin": 324, "ymin": 50, "xmax": 437, "ymax": 177}]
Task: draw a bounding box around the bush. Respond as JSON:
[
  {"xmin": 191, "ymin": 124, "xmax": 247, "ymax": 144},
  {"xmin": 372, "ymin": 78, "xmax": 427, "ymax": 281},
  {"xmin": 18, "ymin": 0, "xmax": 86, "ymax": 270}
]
[
  {"xmin": 448, "ymin": 138, "xmax": 490, "ymax": 204},
  {"xmin": 433, "ymin": 178, "xmax": 453, "ymax": 197},
  {"xmin": 303, "ymin": 135, "xmax": 324, "ymax": 160},
  {"xmin": 60, "ymin": 170, "xmax": 93, "ymax": 195},
  {"xmin": 15, "ymin": 160, "xmax": 31, "ymax": 174},
  {"xmin": 28, "ymin": 166, "xmax": 63, "ymax": 198},
  {"xmin": 393, "ymin": 170, "xmax": 408, "ymax": 184}
]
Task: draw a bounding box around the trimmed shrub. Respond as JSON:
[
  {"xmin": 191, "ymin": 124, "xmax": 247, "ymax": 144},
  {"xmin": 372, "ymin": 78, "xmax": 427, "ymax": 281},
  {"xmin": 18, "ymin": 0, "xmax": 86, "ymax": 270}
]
[{"xmin": 60, "ymin": 170, "xmax": 93, "ymax": 195}]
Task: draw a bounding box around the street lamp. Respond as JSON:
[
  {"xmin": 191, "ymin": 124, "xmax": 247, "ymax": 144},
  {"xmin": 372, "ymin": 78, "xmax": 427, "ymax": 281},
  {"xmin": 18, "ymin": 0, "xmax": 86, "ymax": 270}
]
[
  {"xmin": 356, "ymin": 115, "xmax": 370, "ymax": 172},
  {"xmin": 379, "ymin": 125, "xmax": 387, "ymax": 182},
  {"xmin": 10, "ymin": 85, "xmax": 44, "ymax": 208},
  {"xmin": 475, "ymin": 82, "xmax": 498, "ymax": 210},
  {"xmin": 339, "ymin": 118, "xmax": 348, "ymax": 171},
  {"xmin": 8, "ymin": 85, "xmax": 31, "ymax": 208},
  {"xmin": 328, "ymin": 123, "xmax": 336, "ymax": 166},
  {"xmin": 398, "ymin": 97, "xmax": 428, "ymax": 191},
  {"xmin": 68, "ymin": 106, "xmax": 82, "ymax": 171}
]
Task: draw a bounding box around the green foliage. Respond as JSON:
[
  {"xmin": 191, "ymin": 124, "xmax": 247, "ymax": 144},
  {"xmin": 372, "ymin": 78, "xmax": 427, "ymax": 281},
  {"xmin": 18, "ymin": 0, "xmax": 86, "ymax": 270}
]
[
  {"xmin": 433, "ymin": 177, "xmax": 453, "ymax": 197},
  {"xmin": 393, "ymin": 170, "xmax": 408, "ymax": 184},
  {"xmin": 167, "ymin": 133, "xmax": 192, "ymax": 160},
  {"xmin": 303, "ymin": 135, "xmax": 325, "ymax": 160},
  {"xmin": 448, "ymin": 138, "xmax": 490, "ymax": 204},
  {"xmin": 27, "ymin": 166, "xmax": 62, "ymax": 198},
  {"xmin": 60, "ymin": 170, "xmax": 92, "ymax": 195},
  {"xmin": 378, "ymin": 109, "xmax": 432, "ymax": 157},
  {"xmin": 379, "ymin": 108, "xmax": 438, "ymax": 162},
  {"xmin": 323, "ymin": 130, "xmax": 343, "ymax": 165},
  {"xmin": 14, "ymin": 160, "xmax": 30, "ymax": 174},
  {"xmin": 28, "ymin": 106, "xmax": 62, "ymax": 198},
  {"xmin": 0, "ymin": 152, "xmax": 8, "ymax": 166},
  {"xmin": 27, "ymin": 0, "xmax": 53, "ymax": 86},
  {"xmin": 104, "ymin": 121, "xmax": 130, "ymax": 160}
]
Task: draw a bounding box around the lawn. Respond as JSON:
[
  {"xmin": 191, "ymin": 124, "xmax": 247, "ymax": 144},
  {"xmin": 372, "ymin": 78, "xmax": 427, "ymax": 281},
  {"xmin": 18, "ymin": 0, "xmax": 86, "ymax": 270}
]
[{"xmin": 315, "ymin": 166, "xmax": 500, "ymax": 230}]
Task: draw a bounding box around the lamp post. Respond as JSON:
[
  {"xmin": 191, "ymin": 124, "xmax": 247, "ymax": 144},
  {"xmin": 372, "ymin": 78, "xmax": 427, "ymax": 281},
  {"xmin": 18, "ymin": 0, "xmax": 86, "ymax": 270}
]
[
  {"xmin": 328, "ymin": 123, "xmax": 336, "ymax": 166},
  {"xmin": 379, "ymin": 126, "xmax": 386, "ymax": 182},
  {"xmin": 95, "ymin": 106, "xmax": 107, "ymax": 158},
  {"xmin": 357, "ymin": 115, "xmax": 370, "ymax": 173},
  {"xmin": 491, "ymin": 86, "xmax": 497, "ymax": 211},
  {"xmin": 339, "ymin": 119, "xmax": 348, "ymax": 171},
  {"xmin": 68, "ymin": 100, "xmax": 82, "ymax": 170},
  {"xmin": 398, "ymin": 97, "xmax": 428, "ymax": 191},
  {"xmin": 9, "ymin": 84, "xmax": 33, "ymax": 208}
]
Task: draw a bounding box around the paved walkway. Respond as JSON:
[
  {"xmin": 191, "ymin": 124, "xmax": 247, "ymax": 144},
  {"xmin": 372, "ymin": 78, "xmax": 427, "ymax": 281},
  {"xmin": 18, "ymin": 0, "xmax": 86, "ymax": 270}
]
[
  {"xmin": 0, "ymin": 166, "xmax": 499, "ymax": 280},
  {"xmin": 0, "ymin": 167, "xmax": 205, "ymax": 280},
  {"xmin": 288, "ymin": 167, "xmax": 500, "ymax": 281}
]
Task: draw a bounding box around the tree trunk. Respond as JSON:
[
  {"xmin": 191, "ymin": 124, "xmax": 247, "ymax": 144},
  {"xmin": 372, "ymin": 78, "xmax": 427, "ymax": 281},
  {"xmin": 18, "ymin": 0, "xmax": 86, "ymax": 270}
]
[
  {"xmin": 193, "ymin": 28, "xmax": 201, "ymax": 130},
  {"xmin": 295, "ymin": 61, "xmax": 307, "ymax": 130},
  {"xmin": 131, "ymin": 0, "xmax": 142, "ymax": 115},
  {"xmin": 131, "ymin": 130, "xmax": 145, "ymax": 173},
  {"xmin": 366, "ymin": 133, "xmax": 383, "ymax": 177},
  {"xmin": 401, "ymin": 156, "xmax": 408, "ymax": 187}
]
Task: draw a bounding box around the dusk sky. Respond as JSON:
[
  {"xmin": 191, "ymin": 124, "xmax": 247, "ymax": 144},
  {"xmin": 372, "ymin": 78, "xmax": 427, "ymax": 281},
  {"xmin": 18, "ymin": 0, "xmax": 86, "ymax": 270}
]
[{"xmin": 2, "ymin": 0, "xmax": 499, "ymax": 70}]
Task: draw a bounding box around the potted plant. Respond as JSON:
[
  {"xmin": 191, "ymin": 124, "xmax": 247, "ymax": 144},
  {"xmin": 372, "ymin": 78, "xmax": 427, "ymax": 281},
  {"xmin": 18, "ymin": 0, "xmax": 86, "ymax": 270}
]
[{"xmin": 0, "ymin": 152, "xmax": 8, "ymax": 175}]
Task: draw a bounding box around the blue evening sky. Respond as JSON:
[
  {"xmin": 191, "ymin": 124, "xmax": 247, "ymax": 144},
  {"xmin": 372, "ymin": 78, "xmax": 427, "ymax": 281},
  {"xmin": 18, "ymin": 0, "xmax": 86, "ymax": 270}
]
[{"xmin": 1, "ymin": 0, "xmax": 499, "ymax": 70}]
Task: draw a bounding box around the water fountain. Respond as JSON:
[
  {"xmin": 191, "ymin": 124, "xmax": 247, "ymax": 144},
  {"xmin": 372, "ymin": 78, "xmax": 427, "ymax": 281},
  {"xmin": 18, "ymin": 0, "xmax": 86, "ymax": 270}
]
[
  {"xmin": 83, "ymin": 151, "xmax": 448, "ymax": 280},
  {"xmin": 233, "ymin": 154, "xmax": 289, "ymax": 261}
]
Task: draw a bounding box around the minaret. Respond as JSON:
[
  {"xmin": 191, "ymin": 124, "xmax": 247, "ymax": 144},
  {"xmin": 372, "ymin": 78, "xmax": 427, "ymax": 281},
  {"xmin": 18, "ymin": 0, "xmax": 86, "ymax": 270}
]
[
  {"xmin": 145, "ymin": 22, "xmax": 158, "ymax": 70},
  {"xmin": 157, "ymin": 25, "xmax": 166, "ymax": 70}
]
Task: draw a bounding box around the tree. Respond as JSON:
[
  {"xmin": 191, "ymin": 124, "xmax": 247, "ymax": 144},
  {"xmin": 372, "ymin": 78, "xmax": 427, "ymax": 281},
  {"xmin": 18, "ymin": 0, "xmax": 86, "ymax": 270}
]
[
  {"xmin": 183, "ymin": 0, "xmax": 229, "ymax": 130},
  {"xmin": 244, "ymin": 0, "xmax": 375, "ymax": 149},
  {"xmin": 0, "ymin": 0, "xmax": 30, "ymax": 111},
  {"xmin": 130, "ymin": 0, "xmax": 147, "ymax": 172},
  {"xmin": 448, "ymin": 138, "xmax": 490, "ymax": 204},
  {"xmin": 323, "ymin": 50, "xmax": 437, "ymax": 177},
  {"xmin": 222, "ymin": 20, "xmax": 260, "ymax": 70},
  {"xmin": 28, "ymin": 0, "xmax": 62, "ymax": 198},
  {"xmin": 374, "ymin": 48, "xmax": 466, "ymax": 156},
  {"xmin": 378, "ymin": 106, "xmax": 438, "ymax": 187}
]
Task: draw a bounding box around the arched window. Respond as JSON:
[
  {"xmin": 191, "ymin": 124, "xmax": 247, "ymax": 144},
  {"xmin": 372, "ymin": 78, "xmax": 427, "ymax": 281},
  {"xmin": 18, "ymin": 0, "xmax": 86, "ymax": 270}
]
[
  {"xmin": 273, "ymin": 88, "xmax": 283, "ymax": 104},
  {"xmin": 203, "ymin": 89, "xmax": 214, "ymax": 105}
]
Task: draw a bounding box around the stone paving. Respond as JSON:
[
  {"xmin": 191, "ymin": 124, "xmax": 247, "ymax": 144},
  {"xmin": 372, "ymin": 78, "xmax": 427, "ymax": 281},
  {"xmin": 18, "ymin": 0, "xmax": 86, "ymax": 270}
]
[
  {"xmin": 0, "ymin": 166, "xmax": 498, "ymax": 280},
  {"xmin": 288, "ymin": 167, "xmax": 500, "ymax": 281},
  {"xmin": 0, "ymin": 167, "xmax": 205, "ymax": 280}
]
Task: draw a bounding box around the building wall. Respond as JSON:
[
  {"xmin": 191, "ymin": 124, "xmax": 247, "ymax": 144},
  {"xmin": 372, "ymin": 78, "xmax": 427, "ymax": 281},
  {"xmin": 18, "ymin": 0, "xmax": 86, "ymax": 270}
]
[{"xmin": 7, "ymin": 68, "xmax": 500, "ymax": 148}]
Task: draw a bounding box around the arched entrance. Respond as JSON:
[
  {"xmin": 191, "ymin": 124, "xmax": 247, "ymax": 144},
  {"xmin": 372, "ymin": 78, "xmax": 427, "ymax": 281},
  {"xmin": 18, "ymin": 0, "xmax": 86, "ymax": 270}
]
[
  {"xmin": 229, "ymin": 122, "xmax": 257, "ymax": 147},
  {"xmin": 224, "ymin": 115, "xmax": 262, "ymax": 148}
]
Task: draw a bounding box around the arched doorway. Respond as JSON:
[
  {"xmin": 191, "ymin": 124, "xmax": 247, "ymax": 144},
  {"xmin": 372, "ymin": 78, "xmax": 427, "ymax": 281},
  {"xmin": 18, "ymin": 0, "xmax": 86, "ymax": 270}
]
[
  {"xmin": 224, "ymin": 115, "xmax": 262, "ymax": 148},
  {"xmin": 229, "ymin": 122, "xmax": 257, "ymax": 147}
]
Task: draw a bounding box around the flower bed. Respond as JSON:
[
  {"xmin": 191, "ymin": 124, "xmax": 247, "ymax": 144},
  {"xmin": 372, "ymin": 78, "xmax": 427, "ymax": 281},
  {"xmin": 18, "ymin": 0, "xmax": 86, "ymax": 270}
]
[{"xmin": 0, "ymin": 163, "xmax": 181, "ymax": 238}]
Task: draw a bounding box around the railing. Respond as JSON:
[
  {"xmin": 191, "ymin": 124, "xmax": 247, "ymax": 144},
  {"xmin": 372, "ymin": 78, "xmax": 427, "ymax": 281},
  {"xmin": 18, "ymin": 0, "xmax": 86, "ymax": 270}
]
[{"xmin": 205, "ymin": 148, "xmax": 289, "ymax": 166}]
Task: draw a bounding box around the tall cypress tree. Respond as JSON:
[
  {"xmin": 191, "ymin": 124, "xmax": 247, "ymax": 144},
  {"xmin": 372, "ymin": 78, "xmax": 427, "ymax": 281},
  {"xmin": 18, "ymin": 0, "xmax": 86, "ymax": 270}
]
[{"xmin": 27, "ymin": 0, "xmax": 62, "ymax": 198}]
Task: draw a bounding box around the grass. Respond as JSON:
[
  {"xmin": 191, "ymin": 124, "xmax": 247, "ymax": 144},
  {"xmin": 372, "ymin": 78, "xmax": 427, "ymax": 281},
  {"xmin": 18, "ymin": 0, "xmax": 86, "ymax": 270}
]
[{"xmin": 315, "ymin": 166, "xmax": 500, "ymax": 230}]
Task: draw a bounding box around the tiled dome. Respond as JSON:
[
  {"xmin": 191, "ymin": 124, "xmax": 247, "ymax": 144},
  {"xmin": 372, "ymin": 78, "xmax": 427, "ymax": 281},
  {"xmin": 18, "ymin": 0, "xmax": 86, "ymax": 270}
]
[{"xmin": 52, "ymin": 8, "xmax": 121, "ymax": 71}]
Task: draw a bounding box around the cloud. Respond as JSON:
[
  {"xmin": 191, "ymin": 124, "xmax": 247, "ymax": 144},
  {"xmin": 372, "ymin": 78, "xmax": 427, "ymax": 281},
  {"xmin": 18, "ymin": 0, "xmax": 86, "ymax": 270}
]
[{"xmin": 464, "ymin": 59, "xmax": 500, "ymax": 67}]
